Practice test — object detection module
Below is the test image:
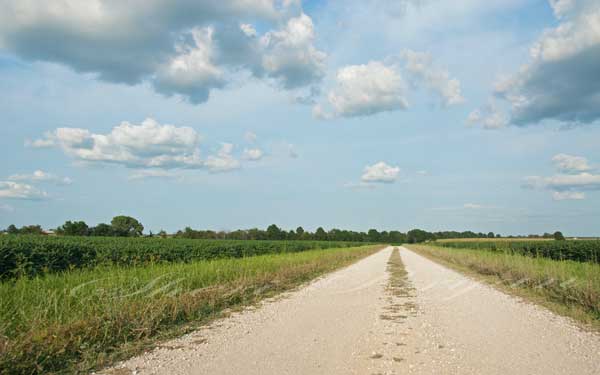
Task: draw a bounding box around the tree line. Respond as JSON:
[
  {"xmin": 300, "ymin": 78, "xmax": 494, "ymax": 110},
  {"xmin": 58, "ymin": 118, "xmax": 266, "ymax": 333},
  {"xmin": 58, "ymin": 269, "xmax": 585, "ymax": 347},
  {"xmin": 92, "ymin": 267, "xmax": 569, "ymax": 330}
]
[
  {"xmin": 3, "ymin": 216, "xmax": 144, "ymax": 237},
  {"xmin": 1, "ymin": 217, "xmax": 566, "ymax": 243}
]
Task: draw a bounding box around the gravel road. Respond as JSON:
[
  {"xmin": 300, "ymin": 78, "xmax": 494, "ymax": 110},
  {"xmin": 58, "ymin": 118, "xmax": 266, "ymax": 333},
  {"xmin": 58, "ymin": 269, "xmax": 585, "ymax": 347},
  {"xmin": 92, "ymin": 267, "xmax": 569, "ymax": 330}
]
[{"xmin": 104, "ymin": 247, "xmax": 600, "ymax": 375}]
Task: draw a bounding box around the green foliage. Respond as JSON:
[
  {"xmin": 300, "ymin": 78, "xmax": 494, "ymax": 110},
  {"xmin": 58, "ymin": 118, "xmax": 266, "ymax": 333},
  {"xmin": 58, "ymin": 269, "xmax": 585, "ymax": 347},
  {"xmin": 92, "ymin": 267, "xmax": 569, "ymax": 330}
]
[
  {"xmin": 367, "ymin": 229, "xmax": 380, "ymax": 242},
  {"xmin": 554, "ymin": 231, "xmax": 565, "ymax": 241},
  {"xmin": 0, "ymin": 236, "xmax": 364, "ymax": 280},
  {"xmin": 5, "ymin": 225, "xmax": 44, "ymax": 235},
  {"xmin": 407, "ymin": 229, "xmax": 434, "ymax": 243},
  {"xmin": 56, "ymin": 220, "xmax": 90, "ymax": 236},
  {"xmin": 436, "ymin": 240, "xmax": 600, "ymax": 263},
  {"xmin": 315, "ymin": 227, "xmax": 327, "ymax": 241},
  {"xmin": 266, "ymin": 224, "xmax": 284, "ymax": 240},
  {"xmin": 90, "ymin": 223, "xmax": 114, "ymax": 236},
  {"xmin": 110, "ymin": 215, "xmax": 144, "ymax": 237},
  {"xmin": 0, "ymin": 236, "xmax": 97, "ymax": 279},
  {"xmin": 174, "ymin": 226, "xmax": 405, "ymax": 243}
]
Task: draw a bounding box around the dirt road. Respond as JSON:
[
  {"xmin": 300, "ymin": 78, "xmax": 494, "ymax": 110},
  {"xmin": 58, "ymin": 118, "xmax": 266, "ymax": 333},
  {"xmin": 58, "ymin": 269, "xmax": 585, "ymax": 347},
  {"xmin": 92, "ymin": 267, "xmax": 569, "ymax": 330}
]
[{"xmin": 106, "ymin": 247, "xmax": 600, "ymax": 375}]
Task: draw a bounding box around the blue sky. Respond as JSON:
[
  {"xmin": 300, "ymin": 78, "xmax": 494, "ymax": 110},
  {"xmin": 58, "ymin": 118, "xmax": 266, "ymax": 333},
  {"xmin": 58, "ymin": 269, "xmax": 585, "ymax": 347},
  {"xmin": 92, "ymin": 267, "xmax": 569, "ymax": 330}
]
[{"xmin": 1, "ymin": 0, "xmax": 599, "ymax": 235}]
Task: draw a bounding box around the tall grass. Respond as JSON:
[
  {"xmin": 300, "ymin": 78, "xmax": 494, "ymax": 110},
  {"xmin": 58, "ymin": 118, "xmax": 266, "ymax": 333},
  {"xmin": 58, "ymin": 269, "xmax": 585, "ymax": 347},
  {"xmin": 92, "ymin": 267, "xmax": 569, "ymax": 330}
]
[
  {"xmin": 407, "ymin": 245, "xmax": 600, "ymax": 328},
  {"xmin": 0, "ymin": 245, "xmax": 382, "ymax": 374}
]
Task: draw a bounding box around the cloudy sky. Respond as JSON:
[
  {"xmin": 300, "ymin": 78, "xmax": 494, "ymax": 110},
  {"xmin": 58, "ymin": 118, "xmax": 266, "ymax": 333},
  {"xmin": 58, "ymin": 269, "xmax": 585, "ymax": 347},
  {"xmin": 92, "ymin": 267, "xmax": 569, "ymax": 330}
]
[{"xmin": 1, "ymin": 0, "xmax": 599, "ymax": 235}]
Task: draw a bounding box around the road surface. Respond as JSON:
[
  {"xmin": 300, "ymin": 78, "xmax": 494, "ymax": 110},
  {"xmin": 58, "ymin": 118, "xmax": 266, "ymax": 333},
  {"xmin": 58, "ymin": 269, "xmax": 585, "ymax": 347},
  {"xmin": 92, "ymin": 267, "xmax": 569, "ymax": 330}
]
[{"xmin": 105, "ymin": 246, "xmax": 600, "ymax": 375}]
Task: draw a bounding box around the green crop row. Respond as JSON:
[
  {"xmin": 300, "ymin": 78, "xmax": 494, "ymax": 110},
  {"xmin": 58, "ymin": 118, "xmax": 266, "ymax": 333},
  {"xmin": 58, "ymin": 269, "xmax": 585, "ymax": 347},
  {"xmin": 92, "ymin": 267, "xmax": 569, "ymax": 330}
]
[
  {"xmin": 435, "ymin": 240, "xmax": 600, "ymax": 263},
  {"xmin": 0, "ymin": 235, "xmax": 366, "ymax": 280}
]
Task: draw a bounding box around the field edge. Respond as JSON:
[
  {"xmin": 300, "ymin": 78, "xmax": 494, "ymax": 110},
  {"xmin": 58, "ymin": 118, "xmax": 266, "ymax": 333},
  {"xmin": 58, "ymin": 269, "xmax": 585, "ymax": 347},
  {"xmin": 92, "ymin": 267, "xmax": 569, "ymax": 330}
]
[
  {"xmin": 404, "ymin": 244, "xmax": 600, "ymax": 333},
  {"xmin": 1, "ymin": 245, "xmax": 385, "ymax": 375}
]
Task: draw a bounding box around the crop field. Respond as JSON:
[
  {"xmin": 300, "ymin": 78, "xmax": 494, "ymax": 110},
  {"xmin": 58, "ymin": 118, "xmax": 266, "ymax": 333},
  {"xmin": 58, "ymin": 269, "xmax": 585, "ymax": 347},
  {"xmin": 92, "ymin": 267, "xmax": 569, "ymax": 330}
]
[
  {"xmin": 0, "ymin": 242, "xmax": 382, "ymax": 374},
  {"xmin": 0, "ymin": 235, "xmax": 365, "ymax": 280},
  {"xmin": 434, "ymin": 239, "xmax": 600, "ymax": 263},
  {"xmin": 435, "ymin": 238, "xmax": 554, "ymax": 242}
]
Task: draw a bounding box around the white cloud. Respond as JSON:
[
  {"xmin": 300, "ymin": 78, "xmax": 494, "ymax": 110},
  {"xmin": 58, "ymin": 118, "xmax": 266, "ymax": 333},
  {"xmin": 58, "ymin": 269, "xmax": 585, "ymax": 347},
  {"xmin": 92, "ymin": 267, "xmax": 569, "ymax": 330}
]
[
  {"xmin": 31, "ymin": 119, "xmax": 250, "ymax": 174},
  {"xmin": 549, "ymin": 0, "xmax": 575, "ymax": 18},
  {"xmin": 361, "ymin": 162, "xmax": 400, "ymax": 183},
  {"xmin": 523, "ymin": 154, "xmax": 600, "ymax": 200},
  {"xmin": 523, "ymin": 154, "xmax": 598, "ymax": 200},
  {"xmin": 463, "ymin": 203, "xmax": 484, "ymax": 209},
  {"xmin": 315, "ymin": 50, "xmax": 462, "ymax": 119},
  {"xmin": 0, "ymin": 181, "xmax": 48, "ymax": 200},
  {"xmin": 552, "ymin": 191, "xmax": 585, "ymax": 200},
  {"xmin": 486, "ymin": 0, "xmax": 600, "ymax": 126},
  {"xmin": 240, "ymin": 23, "xmax": 257, "ymax": 37},
  {"xmin": 401, "ymin": 49, "xmax": 464, "ymax": 106},
  {"xmin": 0, "ymin": 1, "xmax": 323, "ymax": 104},
  {"xmin": 524, "ymin": 173, "xmax": 600, "ymax": 191},
  {"xmin": 260, "ymin": 13, "xmax": 326, "ymax": 89},
  {"xmin": 25, "ymin": 137, "xmax": 55, "ymax": 148},
  {"xmin": 466, "ymin": 102, "xmax": 508, "ymax": 129},
  {"xmin": 153, "ymin": 27, "xmax": 226, "ymax": 104},
  {"xmin": 242, "ymin": 148, "xmax": 264, "ymax": 161},
  {"xmin": 205, "ymin": 143, "xmax": 241, "ymax": 172},
  {"xmin": 8, "ymin": 170, "xmax": 72, "ymax": 185},
  {"xmin": 552, "ymin": 153, "xmax": 591, "ymax": 173},
  {"xmin": 31, "ymin": 118, "xmax": 205, "ymax": 169},
  {"xmin": 317, "ymin": 61, "xmax": 408, "ymax": 118}
]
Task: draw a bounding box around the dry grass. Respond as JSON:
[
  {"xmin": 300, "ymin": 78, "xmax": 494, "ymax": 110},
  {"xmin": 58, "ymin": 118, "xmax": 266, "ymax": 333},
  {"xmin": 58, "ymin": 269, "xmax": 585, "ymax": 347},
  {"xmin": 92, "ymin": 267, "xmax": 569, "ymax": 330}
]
[
  {"xmin": 406, "ymin": 244, "xmax": 600, "ymax": 331},
  {"xmin": 380, "ymin": 248, "xmax": 417, "ymax": 323}
]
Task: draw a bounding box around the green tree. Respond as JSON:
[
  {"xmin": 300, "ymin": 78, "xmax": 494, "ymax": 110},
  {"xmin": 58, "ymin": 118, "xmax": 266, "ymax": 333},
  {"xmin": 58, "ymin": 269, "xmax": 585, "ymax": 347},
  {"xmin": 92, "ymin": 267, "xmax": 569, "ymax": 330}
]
[
  {"xmin": 553, "ymin": 231, "xmax": 565, "ymax": 241},
  {"xmin": 315, "ymin": 227, "xmax": 327, "ymax": 241},
  {"xmin": 91, "ymin": 223, "xmax": 114, "ymax": 236},
  {"xmin": 487, "ymin": 232, "xmax": 495, "ymax": 238},
  {"xmin": 407, "ymin": 229, "xmax": 432, "ymax": 243},
  {"xmin": 6, "ymin": 224, "xmax": 19, "ymax": 234},
  {"xmin": 56, "ymin": 220, "xmax": 89, "ymax": 236},
  {"xmin": 367, "ymin": 229, "xmax": 380, "ymax": 242},
  {"xmin": 110, "ymin": 216, "xmax": 144, "ymax": 237},
  {"xmin": 266, "ymin": 224, "xmax": 283, "ymax": 240},
  {"xmin": 19, "ymin": 225, "xmax": 43, "ymax": 235},
  {"xmin": 296, "ymin": 226, "xmax": 305, "ymax": 238}
]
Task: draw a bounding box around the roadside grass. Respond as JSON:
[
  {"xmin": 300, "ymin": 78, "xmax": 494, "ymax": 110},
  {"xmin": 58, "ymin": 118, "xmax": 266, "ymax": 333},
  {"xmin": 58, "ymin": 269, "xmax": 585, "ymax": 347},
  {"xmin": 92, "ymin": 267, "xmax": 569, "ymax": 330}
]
[
  {"xmin": 0, "ymin": 245, "xmax": 382, "ymax": 374},
  {"xmin": 405, "ymin": 244, "xmax": 600, "ymax": 331}
]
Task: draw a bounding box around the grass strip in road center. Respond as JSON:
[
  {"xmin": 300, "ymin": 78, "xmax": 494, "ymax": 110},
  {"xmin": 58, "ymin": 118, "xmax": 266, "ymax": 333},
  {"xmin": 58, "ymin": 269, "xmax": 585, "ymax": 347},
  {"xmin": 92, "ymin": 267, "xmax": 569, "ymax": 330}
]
[
  {"xmin": 0, "ymin": 245, "xmax": 383, "ymax": 374},
  {"xmin": 380, "ymin": 248, "xmax": 417, "ymax": 323},
  {"xmin": 405, "ymin": 244, "xmax": 600, "ymax": 331}
]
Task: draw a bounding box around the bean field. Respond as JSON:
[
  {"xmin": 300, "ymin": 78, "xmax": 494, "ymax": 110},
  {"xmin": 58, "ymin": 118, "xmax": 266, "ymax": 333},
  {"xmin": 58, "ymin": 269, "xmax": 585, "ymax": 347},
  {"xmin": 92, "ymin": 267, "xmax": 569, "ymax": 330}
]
[
  {"xmin": 435, "ymin": 240, "xmax": 600, "ymax": 263},
  {"xmin": 0, "ymin": 235, "xmax": 365, "ymax": 280}
]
